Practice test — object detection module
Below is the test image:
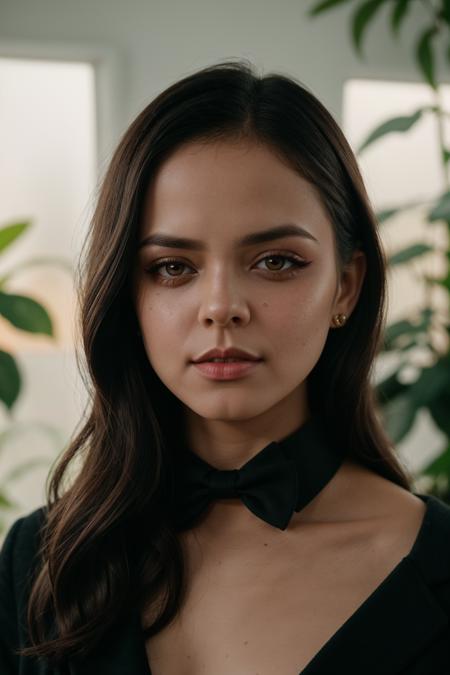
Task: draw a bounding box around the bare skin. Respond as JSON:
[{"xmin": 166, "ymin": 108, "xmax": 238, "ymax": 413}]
[
  {"xmin": 142, "ymin": 460, "xmax": 426, "ymax": 675},
  {"xmin": 132, "ymin": 138, "xmax": 367, "ymax": 475},
  {"xmin": 132, "ymin": 138, "xmax": 423, "ymax": 673}
]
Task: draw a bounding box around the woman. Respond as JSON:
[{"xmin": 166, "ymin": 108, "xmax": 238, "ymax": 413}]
[{"xmin": 1, "ymin": 59, "xmax": 450, "ymax": 675}]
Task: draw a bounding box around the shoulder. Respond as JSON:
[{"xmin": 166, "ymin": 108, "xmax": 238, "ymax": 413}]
[
  {"xmin": 0, "ymin": 505, "xmax": 48, "ymax": 673},
  {"xmin": 338, "ymin": 458, "xmax": 429, "ymax": 524},
  {"xmin": 328, "ymin": 460, "xmax": 450, "ymax": 565},
  {"xmin": 0, "ymin": 506, "xmax": 48, "ymax": 608},
  {"xmin": 0, "ymin": 504, "xmax": 48, "ymax": 606},
  {"xmin": 316, "ymin": 457, "xmax": 428, "ymax": 531},
  {"xmin": 352, "ymin": 464, "xmax": 450, "ymax": 579},
  {"xmin": 1, "ymin": 505, "xmax": 48, "ymax": 574}
]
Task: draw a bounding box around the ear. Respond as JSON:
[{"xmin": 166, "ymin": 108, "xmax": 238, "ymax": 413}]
[{"xmin": 331, "ymin": 249, "xmax": 366, "ymax": 320}]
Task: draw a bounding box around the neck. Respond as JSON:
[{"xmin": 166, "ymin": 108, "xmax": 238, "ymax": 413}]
[
  {"xmin": 181, "ymin": 390, "xmax": 311, "ymax": 470},
  {"xmin": 179, "ymin": 457, "xmax": 359, "ymax": 546}
]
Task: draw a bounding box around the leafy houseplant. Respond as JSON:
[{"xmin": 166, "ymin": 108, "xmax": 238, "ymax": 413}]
[
  {"xmin": 308, "ymin": 0, "xmax": 450, "ymax": 499},
  {"xmin": 0, "ymin": 221, "xmax": 72, "ymax": 533}
]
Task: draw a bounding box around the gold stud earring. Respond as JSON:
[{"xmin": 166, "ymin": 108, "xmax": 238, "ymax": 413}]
[{"xmin": 331, "ymin": 313, "xmax": 348, "ymax": 328}]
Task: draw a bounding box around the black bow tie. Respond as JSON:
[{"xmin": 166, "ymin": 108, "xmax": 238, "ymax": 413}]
[{"xmin": 169, "ymin": 415, "xmax": 345, "ymax": 531}]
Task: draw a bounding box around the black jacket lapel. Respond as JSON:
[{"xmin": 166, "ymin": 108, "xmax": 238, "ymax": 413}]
[
  {"xmin": 68, "ymin": 495, "xmax": 450, "ymax": 675},
  {"xmin": 301, "ymin": 556, "xmax": 449, "ymax": 674},
  {"xmin": 68, "ymin": 607, "xmax": 149, "ymax": 675},
  {"xmin": 303, "ymin": 494, "xmax": 450, "ymax": 674}
]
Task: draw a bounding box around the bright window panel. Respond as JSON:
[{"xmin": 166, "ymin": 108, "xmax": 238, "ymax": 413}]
[
  {"xmin": 0, "ymin": 58, "xmax": 96, "ymax": 525},
  {"xmin": 342, "ymin": 79, "xmax": 450, "ymax": 473}
]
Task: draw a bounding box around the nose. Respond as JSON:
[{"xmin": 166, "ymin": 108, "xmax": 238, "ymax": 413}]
[{"xmin": 197, "ymin": 266, "xmax": 251, "ymax": 327}]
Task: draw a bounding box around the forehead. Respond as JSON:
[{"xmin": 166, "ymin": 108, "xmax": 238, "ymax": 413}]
[{"xmin": 140, "ymin": 139, "xmax": 332, "ymax": 245}]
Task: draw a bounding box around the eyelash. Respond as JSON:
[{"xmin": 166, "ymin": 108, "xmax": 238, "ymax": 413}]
[{"xmin": 144, "ymin": 253, "xmax": 312, "ymax": 287}]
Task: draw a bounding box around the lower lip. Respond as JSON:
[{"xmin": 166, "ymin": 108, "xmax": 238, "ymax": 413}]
[{"xmin": 192, "ymin": 360, "xmax": 262, "ymax": 380}]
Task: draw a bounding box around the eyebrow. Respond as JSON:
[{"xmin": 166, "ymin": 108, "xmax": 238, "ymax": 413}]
[{"xmin": 138, "ymin": 223, "xmax": 318, "ymax": 250}]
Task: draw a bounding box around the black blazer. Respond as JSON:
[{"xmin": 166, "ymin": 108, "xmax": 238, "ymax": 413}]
[{"xmin": 2, "ymin": 491, "xmax": 450, "ymax": 675}]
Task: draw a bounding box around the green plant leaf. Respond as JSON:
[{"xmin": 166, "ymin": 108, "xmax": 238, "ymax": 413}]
[
  {"xmin": 0, "ymin": 254, "xmax": 74, "ymax": 289},
  {"xmin": 0, "ymin": 350, "xmax": 21, "ymax": 411},
  {"xmin": 428, "ymin": 190, "xmax": 450, "ymax": 221},
  {"xmin": 381, "ymin": 393, "xmax": 418, "ymax": 442},
  {"xmin": 387, "ymin": 242, "xmax": 434, "ymax": 266},
  {"xmin": 351, "ymin": 0, "xmax": 386, "ymax": 57},
  {"xmin": 421, "ymin": 443, "xmax": 450, "ymax": 478},
  {"xmin": 0, "ymin": 491, "xmax": 16, "ymax": 509},
  {"xmin": 443, "ymin": 148, "xmax": 450, "ymax": 165},
  {"xmin": 0, "ymin": 420, "xmax": 65, "ymax": 454},
  {"xmin": 0, "ymin": 222, "xmax": 31, "ymax": 254},
  {"xmin": 441, "ymin": 0, "xmax": 450, "ymax": 25},
  {"xmin": 0, "ymin": 291, "xmax": 53, "ymax": 335},
  {"xmin": 376, "ymin": 208, "xmax": 400, "ymax": 223},
  {"xmin": 416, "ymin": 26, "xmax": 438, "ymax": 89},
  {"xmin": 383, "ymin": 309, "xmax": 432, "ymax": 350},
  {"xmin": 1, "ymin": 457, "xmax": 51, "ymax": 483},
  {"xmin": 390, "ymin": 0, "xmax": 413, "ymax": 35},
  {"xmin": 433, "ymin": 269, "xmax": 450, "ymax": 293},
  {"xmin": 357, "ymin": 108, "xmax": 424, "ymax": 154},
  {"xmin": 409, "ymin": 358, "xmax": 450, "ymax": 408},
  {"xmin": 383, "ymin": 318, "xmax": 417, "ymax": 346},
  {"xmin": 429, "ymin": 390, "xmax": 450, "ymax": 436},
  {"xmin": 376, "ymin": 370, "xmax": 409, "ymax": 403},
  {"xmin": 375, "ymin": 197, "xmax": 430, "ymax": 223},
  {"xmin": 308, "ymin": 0, "xmax": 355, "ymax": 17}
]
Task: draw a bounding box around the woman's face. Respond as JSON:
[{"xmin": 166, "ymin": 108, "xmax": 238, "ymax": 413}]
[{"xmin": 132, "ymin": 139, "xmax": 365, "ymax": 424}]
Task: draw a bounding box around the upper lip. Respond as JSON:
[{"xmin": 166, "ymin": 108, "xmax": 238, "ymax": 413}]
[{"xmin": 191, "ymin": 347, "xmax": 262, "ymax": 363}]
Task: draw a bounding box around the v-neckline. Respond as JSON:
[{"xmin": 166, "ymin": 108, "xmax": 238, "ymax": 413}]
[
  {"xmin": 298, "ymin": 491, "xmax": 433, "ymax": 673},
  {"xmin": 141, "ymin": 492, "xmax": 435, "ymax": 675}
]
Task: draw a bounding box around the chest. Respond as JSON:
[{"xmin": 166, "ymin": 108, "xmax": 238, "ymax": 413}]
[{"xmin": 142, "ymin": 515, "xmax": 421, "ymax": 675}]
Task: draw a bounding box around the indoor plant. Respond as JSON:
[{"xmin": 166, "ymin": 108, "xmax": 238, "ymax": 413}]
[
  {"xmin": 0, "ymin": 220, "xmax": 72, "ymax": 532},
  {"xmin": 308, "ymin": 0, "xmax": 450, "ymax": 499}
]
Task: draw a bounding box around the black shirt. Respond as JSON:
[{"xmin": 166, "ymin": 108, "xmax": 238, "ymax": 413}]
[{"xmin": 1, "ymin": 492, "xmax": 450, "ymax": 674}]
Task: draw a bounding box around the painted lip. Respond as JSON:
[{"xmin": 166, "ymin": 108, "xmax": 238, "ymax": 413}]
[
  {"xmin": 191, "ymin": 347, "xmax": 261, "ymax": 363},
  {"xmin": 192, "ymin": 360, "xmax": 261, "ymax": 380}
]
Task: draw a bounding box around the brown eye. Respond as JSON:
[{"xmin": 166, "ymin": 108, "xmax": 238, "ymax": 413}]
[
  {"xmin": 255, "ymin": 253, "xmax": 311, "ymax": 276},
  {"xmin": 144, "ymin": 258, "xmax": 195, "ymax": 287},
  {"xmin": 162, "ymin": 261, "xmax": 186, "ymax": 276},
  {"xmin": 144, "ymin": 253, "xmax": 311, "ymax": 287},
  {"xmin": 264, "ymin": 255, "xmax": 286, "ymax": 271}
]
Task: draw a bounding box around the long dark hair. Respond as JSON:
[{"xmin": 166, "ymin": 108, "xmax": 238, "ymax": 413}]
[{"xmin": 18, "ymin": 58, "xmax": 414, "ymax": 666}]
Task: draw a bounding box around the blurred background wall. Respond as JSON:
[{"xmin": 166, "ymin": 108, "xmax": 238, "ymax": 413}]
[
  {"xmin": 2, "ymin": 0, "xmax": 443, "ymax": 158},
  {"xmin": 0, "ymin": 0, "xmax": 449, "ymax": 534}
]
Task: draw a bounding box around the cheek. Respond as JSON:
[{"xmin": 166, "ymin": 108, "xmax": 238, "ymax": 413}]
[
  {"xmin": 137, "ymin": 289, "xmax": 181, "ymax": 330},
  {"xmin": 259, "ymin": 284, "xmax": 334, "ymax": 381},
  {"xmin": 268, "ymin": 305, "xmax": 330, "ymax": 365},
  {"xmin": 137, "ymin": 294, "xmax": 185, "ymax": 365},
  {"xmin": 261, "ymin": 276, "xmax": 334, "ymax": 342}
]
